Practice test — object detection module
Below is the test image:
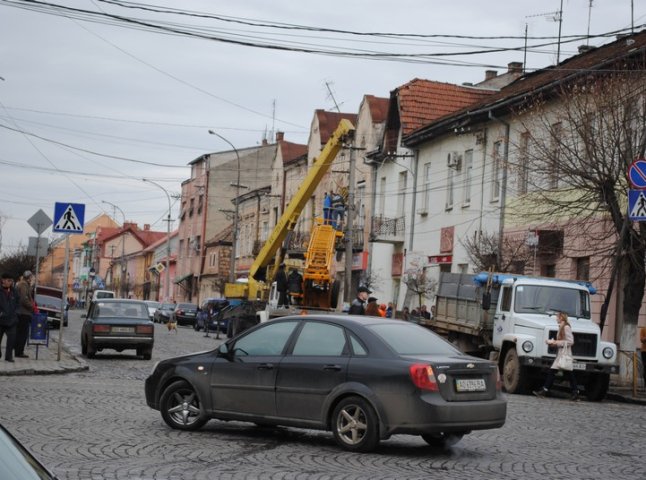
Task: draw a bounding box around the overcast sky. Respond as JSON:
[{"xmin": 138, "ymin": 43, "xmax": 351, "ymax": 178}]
[{"xmin": 1, "ymin": 0, "xmax": 643, "ymax": 257}]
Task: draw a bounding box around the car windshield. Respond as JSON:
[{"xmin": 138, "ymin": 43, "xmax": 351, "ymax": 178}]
[
  {"xmin": 94, "ymin": 302, "xmax": 149, "ymax": 320},
  {"xmin": 35, "ymin": 294, "xmax": 61, "ymax": 309},
  {"xmin": 514, "ymin": 285, "xmax": 591, "ymax": 318},
  {"xmin": 177, "ymin": 303, "xmax": 196, "ymax": 310},
  {"xmin": 0, "ymin": 426, "xmax": 54, "ymax": 479},
  {"xmin": 161, "ymin": 303, "xmax": 176, "ymax": 311},
  {"xmin": 367, "ymin": 323, "xmax": 461, "ymax": 356}
]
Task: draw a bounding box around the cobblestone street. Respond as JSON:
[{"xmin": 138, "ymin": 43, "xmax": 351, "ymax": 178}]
[{"xmin": 1, "ymin": 311, "xmax": 644, "ymax": 480}]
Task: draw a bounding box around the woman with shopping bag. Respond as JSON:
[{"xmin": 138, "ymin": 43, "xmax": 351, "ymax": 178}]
[{"xmin": 533, "ymin": 311, "xmax": 580, "ymax": 401}]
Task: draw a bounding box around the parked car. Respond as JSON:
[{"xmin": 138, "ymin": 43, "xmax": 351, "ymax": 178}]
[
  {"xmin": 0, "ymin": 422, "xmax": 57, "ymax": 479},
  {"xmin": 171, "ymin": 303, "xmax": 198, "ymax": 327},
  {"xmin": 194, "ymin": 298, "xmax": 232, "ymax": 332},
  {"xmin": 81, "ymin": 299, "xmax": 154, "ymax": 360},
  {"xmin": 225, "ymin": 300, "xmax": 263, "ymax": 337},
  {"xmin": 153, "ymin": 303, "xmax": 176, "ymax": 323},
  {"xmin": 143, "ymin": 300, "xmax": 161, "ymax": 321},
  {"xmin": 145, "ymin": 315, "xmax": 506, "ymax": 452},
  {"xmin": 35, "ymin": 285, "xmax": 68, "ymax": 329}
]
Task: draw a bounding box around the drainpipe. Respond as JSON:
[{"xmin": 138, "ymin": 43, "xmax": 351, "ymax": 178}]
[
  {"xmin": 478, "ymin": 128, "xmax": 488, "ymax": 238},
  {"xmin": 408, "ymin": 150, "xmax": 419, "ymax": 251},
  {"xmin": 488, "ymin": 112, "xmax": 510, "ymax": 269}
]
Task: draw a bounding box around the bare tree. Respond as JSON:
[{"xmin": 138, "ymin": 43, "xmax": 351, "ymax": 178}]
[
  {"xmin": 0, "ymin": 247, "xmax": 36, "ymax": 280},
  {"xmin": 508, "ymin": 64, "xmax": 646, "ymax": 352},
  {"xmin": 462, "ymin": 230, "xmax": 534, "ymax": 273},
  {"xmin": 403, "ymin": 267, "xmax": 437, "ymax": 309}
]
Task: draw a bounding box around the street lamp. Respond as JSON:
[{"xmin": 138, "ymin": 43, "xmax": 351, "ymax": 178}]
[
  {"xmin": 208, "ymin": 130, "xmax": 241, "ymax": 283},
  {"xmin": 143, "ymin": 178, "xmax": 172, "ymax": 302},
  {"xmin": 101, "ymin": 200, "xmax": 126, "ymax": 297}
]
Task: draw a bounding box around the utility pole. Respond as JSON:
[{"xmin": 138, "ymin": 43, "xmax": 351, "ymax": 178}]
[{"xmin": 344, "ymin": 145, "xmax": 357, "ymax": 304}]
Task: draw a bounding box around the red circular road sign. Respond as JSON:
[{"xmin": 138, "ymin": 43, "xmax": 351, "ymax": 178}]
[{"xmin": 628, "ymin": 159, "xmax": 646, "ymax": 189}]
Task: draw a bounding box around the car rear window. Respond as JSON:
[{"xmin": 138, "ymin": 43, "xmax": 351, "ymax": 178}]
[{"xmin": 367, "ymin": 323, "xmax": 461, "ymax": 356}]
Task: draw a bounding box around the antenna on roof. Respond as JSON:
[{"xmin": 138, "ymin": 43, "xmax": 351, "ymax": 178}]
[
  {"xmin": 526, "ymin": 0, "xmax": 564, "ymax": 65},
  {"xmin": 324, "ymin": 81, "xmax": 341, "ymax": 113}
]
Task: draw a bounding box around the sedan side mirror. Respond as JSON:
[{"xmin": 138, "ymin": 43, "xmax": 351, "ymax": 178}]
[{"xmin": 217, "ymin": 343, "xmax": 231, "ymax": 359}]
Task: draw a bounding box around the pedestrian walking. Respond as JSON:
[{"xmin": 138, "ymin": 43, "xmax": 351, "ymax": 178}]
[
  {"xmin": 276, "ymin": 263, "xmax": 289, "ymax": 308},
  {"xmin": 420, "ymin": 304, "xmax": 431, "ymax": 320},
  {"xmin": 378, "ymin": 303, "xmax": 387, "ymax": 317},
  {"xmin": 533, "ymin": 311, "xmax": 580, "ymax": 401},
  {"xmin": 0, "ymin": 272, "xmax": 19, "ymax": 362},
  {"xmin": 348, "ymin": 286, "xmax": 371, "ymax": 315},
  {"xmin": 14, "ymin": 270, "xmax": 33, "ymax": 358},
  {"xmin": 386, "ymin": 302, "xmax": 393, "ymax": 318}
]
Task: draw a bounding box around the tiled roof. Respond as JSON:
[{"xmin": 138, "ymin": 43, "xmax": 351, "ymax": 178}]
[
  {"xmin": 396, "ymin": 79, "xmax": 494, "ymax": 136},
  {"xmin": 206, "ymin": 225, "xmax": 233, "ymax": 246},
  {"xmin": 365, "ymin": 95, "xmax": 389, "ymax": 123},
  {"xmin": 405, "ymin": 30, "xmax": 646, "ymax": 145},
  {"xmin": 280, "ymin": 140, "xmax": 308, "ymax": 166},
  {"xmin": 315, "ymin": 110, "xmax": 358, "ymax": 144}
]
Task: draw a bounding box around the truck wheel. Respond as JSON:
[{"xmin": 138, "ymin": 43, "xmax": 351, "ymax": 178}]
[
  {"xmin": 502, "ymin": 348, "xmax": 530, "ymax": 394},
  {"xmin": 585, "ymin": 373, "xmax": 609, "ymax": 401}
]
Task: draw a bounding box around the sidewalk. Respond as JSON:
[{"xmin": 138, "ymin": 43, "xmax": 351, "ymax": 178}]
[{"xmin": 0, "ymin": 335, "xmax": 88, "ymax": 376}]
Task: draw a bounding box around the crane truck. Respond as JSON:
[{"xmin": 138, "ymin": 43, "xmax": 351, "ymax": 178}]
[
  {"xmin": 426, "ymin": 272, "xmax": 618, "ymax": 401},
  {"xmin": 224, "ymin": 119, "xmax": 355, "ymax": 333}
]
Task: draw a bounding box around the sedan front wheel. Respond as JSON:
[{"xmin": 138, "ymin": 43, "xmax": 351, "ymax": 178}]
[
  {"xmin": 331, "ymin": 396, "xmax": 379, "ymax": 452},
  {"xmin": 160, "ymin": 380, "xmax": 207, "ymax": 431}
]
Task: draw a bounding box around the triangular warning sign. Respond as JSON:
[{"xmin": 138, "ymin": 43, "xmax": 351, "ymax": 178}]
[{"xmin": 54, "ymin": 205, "xmax": 83, "ymax": 232}]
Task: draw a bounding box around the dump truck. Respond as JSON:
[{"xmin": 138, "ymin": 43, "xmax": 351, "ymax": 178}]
[{"xmin": 426, "ymin": 272, "xmax": 619, "ymax": 400}]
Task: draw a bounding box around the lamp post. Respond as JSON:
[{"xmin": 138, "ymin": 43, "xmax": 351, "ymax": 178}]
[
  {"xmin": 101, "ymin": 200, "xmax": 126, "ymax": 297},
  {"xmin": 143, "ymin": 179, "xmax": 172, "ymax": 302},
  {"xmin": 208, "ymin": 130, "xmax": 241, "ymax": 283}
]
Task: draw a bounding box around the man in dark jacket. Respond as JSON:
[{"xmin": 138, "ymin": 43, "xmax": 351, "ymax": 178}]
[
  {"xmin": 14, "ymin": 270, "xmax": 33, "ymax": 358},
  {"xmin": 348, "ymin": 286, "xmax": 371, "ymax": 315},
  {"xmin": 275, "ymin": 264, "xmax": 289, "ymax": 308},
  {"xmin": 287, "ymin": 268, "xmax": 303, "ymax": 306},
  {"xmin": 0, "ymin": 272, "xmax": 19, "ymax": 362}
]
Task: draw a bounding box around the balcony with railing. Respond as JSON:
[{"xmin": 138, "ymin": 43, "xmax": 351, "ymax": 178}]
[{"xmin": 370, "ymin": 215, "xmax": 406, "ymax": 244}]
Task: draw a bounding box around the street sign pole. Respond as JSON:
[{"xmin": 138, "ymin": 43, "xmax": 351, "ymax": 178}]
[{"xmin": 58, "ymin": 234, "xmax": 70, "ymax": 361}]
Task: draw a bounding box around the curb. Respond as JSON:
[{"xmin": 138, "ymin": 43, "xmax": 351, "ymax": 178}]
[{"xmin": 605, "ymin": 391, "xmax": 646, "ymax": 406}]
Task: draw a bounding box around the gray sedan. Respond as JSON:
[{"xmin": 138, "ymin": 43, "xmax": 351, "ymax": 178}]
[
  {"xmin": 145, "ymin": 315, "xmax": 506, "ymax": 452},
  {"xmin": 81, "ymin": 299, "xmax": 154, "ymax": 360}
]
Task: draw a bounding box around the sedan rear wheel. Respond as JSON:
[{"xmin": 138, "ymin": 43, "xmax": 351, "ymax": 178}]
[
  {"xmin": 421, "ymin": 432, "xmax": 465, "ymax": 448},
  {"xmin": 331, "ymin": 396, "xmax": 379, "ymax": 452},
  {"xmin": 85, "ymin": 337, "xmax": 96, "ymax": 358},
  {"xmin": 160, "ymin": 380, "xmax": 207, "ymax": 431}
]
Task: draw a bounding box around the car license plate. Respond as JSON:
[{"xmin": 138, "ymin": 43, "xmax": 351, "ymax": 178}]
[
  {"xmin": 112, "ymin": 326, "xmax": 134, "ymax": 333},
  {"xmin": 572, "ymin": 362, "xmax": 586, "ymax": 371},
  {"xmin": 455, "ymin": 378, "xmax": 486, "ymax": 392},
  {"xmin": 186, "ymin": 313, "xmax": 195, "ymax": 317}
]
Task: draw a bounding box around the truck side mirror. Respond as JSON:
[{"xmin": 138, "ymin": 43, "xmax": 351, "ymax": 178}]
[{"xmin": 482, "ymin": 292, "xmax": 491, "ymax": 310}]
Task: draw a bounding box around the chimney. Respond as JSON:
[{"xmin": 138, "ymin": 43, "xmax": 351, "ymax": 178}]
[
  {"xmin": 275, "ymin": 131, "xmax": 285, "ymax": 142},
  {"xmin": 143, "ymin": 224, "xmax": 151, "ymax": 231},
  {"xmin": 507, "ymin": 62, "xmax": 523, "ymax": 74},
  {"xmin": 578, "ymin": 45, "xmax": 596, "ymax": 54},
  {"xmin": 484, "ymin": 70, "xmax": 498, "ymax": 81}
]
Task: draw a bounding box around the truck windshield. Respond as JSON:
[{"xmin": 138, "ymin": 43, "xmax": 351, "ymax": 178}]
[{"xmin": 514, "ymin": 285, "xmax": 590, "ymax": 319}]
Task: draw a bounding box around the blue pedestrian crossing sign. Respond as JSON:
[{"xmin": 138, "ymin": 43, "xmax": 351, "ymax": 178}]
[
  {"xmin": 53, "ymin": 202, "xmax": 85, "ymax": 233},
  {"xmin": 628, "ymin": 190, "xmax": 646, "ymax": 221}
]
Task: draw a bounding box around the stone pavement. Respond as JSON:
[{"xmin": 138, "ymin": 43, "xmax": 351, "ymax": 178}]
[
  {"xmin": 0, "ymin": 334, "xmax": 88, "ymax": 376},
  {"xmin": 2, "ymin": 333, "xmax": 644, "ymax": 405}
]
